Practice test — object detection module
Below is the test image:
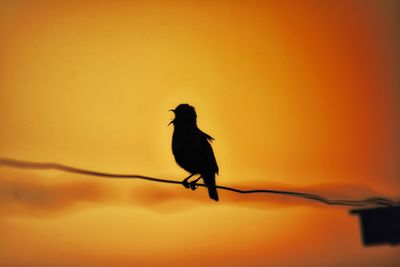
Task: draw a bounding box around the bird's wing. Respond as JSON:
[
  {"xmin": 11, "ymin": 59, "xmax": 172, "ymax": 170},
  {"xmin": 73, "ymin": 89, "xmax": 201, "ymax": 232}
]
[
  {"xmin": 198, "ymin": 131, "xmax": 219, "ymax": 175},
  {"xmin": 199, "ymin": 129, "xmax": 215, "ymax": 141}
]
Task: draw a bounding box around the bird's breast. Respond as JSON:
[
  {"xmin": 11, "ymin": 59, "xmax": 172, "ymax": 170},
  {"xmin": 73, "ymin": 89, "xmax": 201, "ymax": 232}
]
[{"xmin": 171, "ymin": 129, "xmax": 202, "ymax": 173}]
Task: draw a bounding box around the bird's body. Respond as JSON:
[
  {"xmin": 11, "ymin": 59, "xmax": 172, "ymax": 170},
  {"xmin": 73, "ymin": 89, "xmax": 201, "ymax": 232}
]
[{"xmin": 170, "ymin": 104, "xmax": 219, "ymax": 201}]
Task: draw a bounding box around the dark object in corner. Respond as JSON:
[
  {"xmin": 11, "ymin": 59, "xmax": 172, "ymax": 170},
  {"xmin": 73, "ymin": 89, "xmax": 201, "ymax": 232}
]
[{"xmin": 351, "ymin": 206, "xmax": 400, "ymax": 246}]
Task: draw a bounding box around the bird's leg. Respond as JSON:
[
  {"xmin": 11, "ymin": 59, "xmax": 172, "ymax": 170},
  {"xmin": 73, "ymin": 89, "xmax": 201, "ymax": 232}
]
[
  {"xmin": 190, "ymin": 176, "xmax": 202, "ymax": 191},
  {"xmin": 182, "ymin": 174, "xmax": 194, "ymax": 189}
]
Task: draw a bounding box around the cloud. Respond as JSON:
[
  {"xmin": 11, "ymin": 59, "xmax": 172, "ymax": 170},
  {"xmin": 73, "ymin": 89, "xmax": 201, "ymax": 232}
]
[
  {"xmin": 0, "ymin": 171, "xmax": 106, "ymax": 217},
  {"xmin": 0, "ymin": 165, "xmax": 397, "ymax": 217}
]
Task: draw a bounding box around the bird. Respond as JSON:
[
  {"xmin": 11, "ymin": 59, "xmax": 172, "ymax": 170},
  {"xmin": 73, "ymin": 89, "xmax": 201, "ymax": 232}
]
[{"xmin": 169, "ymin": 104, "xmax": 219, "ymax": 201}]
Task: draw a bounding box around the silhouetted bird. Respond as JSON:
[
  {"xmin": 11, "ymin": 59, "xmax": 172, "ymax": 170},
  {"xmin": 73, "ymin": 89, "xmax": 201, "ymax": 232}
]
[{"xmin": 169, "ymin": 104, "xmax": 219, "ymax": 201}]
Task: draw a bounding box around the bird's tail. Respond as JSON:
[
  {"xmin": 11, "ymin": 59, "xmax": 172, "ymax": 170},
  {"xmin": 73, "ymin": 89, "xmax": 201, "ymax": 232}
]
[{"xmin": 203, "ymin": 173, "xmax": 219, "ymax": 201}]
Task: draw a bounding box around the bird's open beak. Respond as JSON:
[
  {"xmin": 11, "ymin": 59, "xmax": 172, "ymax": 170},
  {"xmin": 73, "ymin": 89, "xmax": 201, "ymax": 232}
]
[{"xmin": 168, "ymin": 109, "xmax": 175, "ymax": 126}]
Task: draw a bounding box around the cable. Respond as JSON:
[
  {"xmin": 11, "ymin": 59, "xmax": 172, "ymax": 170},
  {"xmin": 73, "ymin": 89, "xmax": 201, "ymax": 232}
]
[{"xmin": 0, "ymin": 158, "xmax": 398, "ymax": 207}]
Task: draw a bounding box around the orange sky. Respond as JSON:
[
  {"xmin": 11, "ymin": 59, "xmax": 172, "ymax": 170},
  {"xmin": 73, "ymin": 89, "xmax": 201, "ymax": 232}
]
[{"xmin": 0, "ymin": 0, "xmax": 399, "ymax": 266}]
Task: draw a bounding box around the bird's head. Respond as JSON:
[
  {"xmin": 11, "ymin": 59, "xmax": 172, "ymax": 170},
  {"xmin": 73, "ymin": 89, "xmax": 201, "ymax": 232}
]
[{"xmin": 168, "ymin": 104, "xmax": 197, "ymax": 126}]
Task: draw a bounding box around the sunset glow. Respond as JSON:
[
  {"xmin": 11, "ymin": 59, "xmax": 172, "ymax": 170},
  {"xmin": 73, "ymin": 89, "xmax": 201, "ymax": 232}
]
[{"xmin": 0, "ymin": 1, "xmax": 399, "ymax": 266}]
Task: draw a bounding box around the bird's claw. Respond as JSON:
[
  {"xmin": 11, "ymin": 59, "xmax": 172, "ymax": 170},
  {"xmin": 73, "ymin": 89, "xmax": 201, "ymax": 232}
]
[
  {"xmin": 182, "ymin": 179, "xmax": 190, "ymax": 189},
  {"xmin": 190, "ymin": 181, "xmax": 198, "ymax": 191}
]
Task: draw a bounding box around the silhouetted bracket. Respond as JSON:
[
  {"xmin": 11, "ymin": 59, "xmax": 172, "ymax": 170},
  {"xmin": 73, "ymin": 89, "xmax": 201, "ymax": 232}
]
[{"xmin": 351, "ymin": 206, "xmax": 400, "ymax": 246}]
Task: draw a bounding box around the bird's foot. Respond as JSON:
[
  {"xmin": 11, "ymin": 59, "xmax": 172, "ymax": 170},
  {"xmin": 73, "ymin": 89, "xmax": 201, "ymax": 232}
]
[
  {"xmin": 189, "ymin": 181, "xmax": 198, "ymax": 191},
  {"xmin": 182, "ymin": 179, "xmax": 190, "ymax": 189}
]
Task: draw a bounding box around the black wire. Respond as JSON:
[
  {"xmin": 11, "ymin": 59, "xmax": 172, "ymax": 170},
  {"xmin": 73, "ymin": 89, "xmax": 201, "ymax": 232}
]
[{"xmin": 0, "ymin": 158, "xmax": 398, "ymax": 207}]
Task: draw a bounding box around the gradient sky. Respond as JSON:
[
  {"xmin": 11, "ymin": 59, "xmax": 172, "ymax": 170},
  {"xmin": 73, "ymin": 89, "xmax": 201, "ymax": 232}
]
[{"xmin": 0, "ymin": 1, "xmax": 399, "ymax": 266}]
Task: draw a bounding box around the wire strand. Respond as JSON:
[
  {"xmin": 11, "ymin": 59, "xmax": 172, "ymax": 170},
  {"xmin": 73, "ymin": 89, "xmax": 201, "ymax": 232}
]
[{"xmin": 0, "ymin": 158, "xmax": 398, "ymax": 207}]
